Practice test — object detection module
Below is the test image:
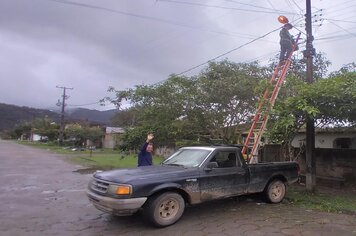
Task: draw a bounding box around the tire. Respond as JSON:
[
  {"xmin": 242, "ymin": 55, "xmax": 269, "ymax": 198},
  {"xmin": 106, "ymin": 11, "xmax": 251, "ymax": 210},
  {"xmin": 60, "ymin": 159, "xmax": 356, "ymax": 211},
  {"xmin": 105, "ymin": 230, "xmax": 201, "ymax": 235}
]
[
  {"xmin": 265, "ymin": 180, "xmax": 286, "ymax": 203},
  {"xmin": 143, "ymin": 192, "xmax": 185, "ymax": 227}
]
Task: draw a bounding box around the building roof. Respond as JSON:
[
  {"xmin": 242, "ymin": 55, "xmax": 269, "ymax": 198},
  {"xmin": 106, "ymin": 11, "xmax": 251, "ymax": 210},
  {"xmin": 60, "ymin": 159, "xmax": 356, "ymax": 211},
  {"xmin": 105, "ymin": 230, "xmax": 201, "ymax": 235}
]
[
  {"xmin": 105, "ymin": 127, "xmax": 124, "ymax": 134},
  {"xmin": 297, "ymin": 127, "xmax": 356, "ymax": 134}
]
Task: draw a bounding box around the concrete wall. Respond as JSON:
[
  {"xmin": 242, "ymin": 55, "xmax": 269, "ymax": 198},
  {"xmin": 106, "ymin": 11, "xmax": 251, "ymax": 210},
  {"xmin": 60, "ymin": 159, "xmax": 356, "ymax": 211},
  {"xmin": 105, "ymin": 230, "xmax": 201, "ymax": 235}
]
[
  {"xmin": 102, "ymin": 133, "xmax": 123, "ymax": 149},
  {"xmin": 292, "ymin": 133, "xmax": 356, "ymax": 149},
  {"xmin": 262, "ymin": 144, "xmax": 356, "ymax": 183},
  {"xmin": 297, "ymin": 148, "xmax": 356, "ymax": 182}
]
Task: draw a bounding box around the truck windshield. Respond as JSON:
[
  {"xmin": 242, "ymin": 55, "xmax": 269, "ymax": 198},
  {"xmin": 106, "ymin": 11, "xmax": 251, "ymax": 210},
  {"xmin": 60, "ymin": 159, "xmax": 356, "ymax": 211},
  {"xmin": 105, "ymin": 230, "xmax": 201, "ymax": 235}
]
[{"xmin": 162, "ymin": 149, "xmax": 211, "ymax": 168}]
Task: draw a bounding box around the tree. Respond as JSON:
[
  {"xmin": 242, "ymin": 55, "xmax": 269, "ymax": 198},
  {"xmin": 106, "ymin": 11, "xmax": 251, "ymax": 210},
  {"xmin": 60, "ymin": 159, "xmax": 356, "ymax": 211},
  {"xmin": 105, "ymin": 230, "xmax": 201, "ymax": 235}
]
[
  {"xmin": 65, "ymin": 124, "xmax": 104, "ymax": 146},
  {"xmin": 109, "ymin": 60, "xmax": 267, "ymax": 149},
  {"xmin": 267, "ymin": 63, "xmax": 356, "ymax": 145},
  {"xmin": 31, "ymin": 117, "xmax": 59, "ymax": 141},
  {"xmin": 12, "ymin": 122, "xmax": 32, "ymax": 139},
  {"xmin": 194, "ymin": 60, "xmax": 266, "ymax": 142}
]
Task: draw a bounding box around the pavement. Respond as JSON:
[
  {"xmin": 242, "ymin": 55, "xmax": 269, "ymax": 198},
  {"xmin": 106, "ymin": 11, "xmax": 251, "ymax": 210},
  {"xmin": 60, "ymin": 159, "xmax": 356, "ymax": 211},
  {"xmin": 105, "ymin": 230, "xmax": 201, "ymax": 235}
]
[{"xmin": 0, "ymin": 139, "xmax": 355, "ymax": 236}]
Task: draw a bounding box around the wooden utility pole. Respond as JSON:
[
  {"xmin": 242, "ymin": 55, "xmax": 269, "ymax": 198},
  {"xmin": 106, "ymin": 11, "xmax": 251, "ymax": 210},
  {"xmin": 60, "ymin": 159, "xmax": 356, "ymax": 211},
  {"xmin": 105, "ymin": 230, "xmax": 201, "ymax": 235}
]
[
  {"xmin": 304, "ymin": 0, "xmax": 316, "ymax": 191},
  {"xmin": 56, "ymin": 86, "xmax": 73, "ymax": 145}
]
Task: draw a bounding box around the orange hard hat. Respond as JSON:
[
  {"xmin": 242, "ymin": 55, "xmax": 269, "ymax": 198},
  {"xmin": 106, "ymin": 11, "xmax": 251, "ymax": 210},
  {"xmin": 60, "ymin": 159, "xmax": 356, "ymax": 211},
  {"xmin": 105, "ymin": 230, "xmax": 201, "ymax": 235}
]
[{"xmin": 278, "ymin": 15, "xmax": 289, "ymax": 24}]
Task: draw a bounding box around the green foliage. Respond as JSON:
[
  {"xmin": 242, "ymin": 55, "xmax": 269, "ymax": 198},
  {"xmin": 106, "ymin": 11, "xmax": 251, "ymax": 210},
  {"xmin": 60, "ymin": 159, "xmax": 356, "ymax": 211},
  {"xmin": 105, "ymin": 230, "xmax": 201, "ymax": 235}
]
[
  {"xmin": 65, "ymin": 124, "xmax": 104, "ymax": 146},
  {"xmin": 12, "ymin": 122, "xmax": 32, "ymax": 139},
  {"xmin": 267, "ymin": 65, "xmax": 356, "ymax": 144},
  {"xmin": 31, "ymin": 117, "xmax": 59, "ymax": 141},
  {"xmin": 110, "ymin": 60, "xmax": 266, "ymax": 149},
  {"xmin": 6, "ymin": 117, "xmax": 59, "ymax": 141},
  {"xmin": 108, "ymin": 56, "xmax": 354, "ymax": 149}
]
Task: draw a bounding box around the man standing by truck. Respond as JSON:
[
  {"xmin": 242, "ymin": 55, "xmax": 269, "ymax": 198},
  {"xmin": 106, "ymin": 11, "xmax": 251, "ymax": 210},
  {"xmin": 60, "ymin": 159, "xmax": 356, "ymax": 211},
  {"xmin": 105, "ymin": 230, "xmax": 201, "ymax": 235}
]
[{"xmin": 137, "ymin": 133, "xmax": 154, "ymax": 167}]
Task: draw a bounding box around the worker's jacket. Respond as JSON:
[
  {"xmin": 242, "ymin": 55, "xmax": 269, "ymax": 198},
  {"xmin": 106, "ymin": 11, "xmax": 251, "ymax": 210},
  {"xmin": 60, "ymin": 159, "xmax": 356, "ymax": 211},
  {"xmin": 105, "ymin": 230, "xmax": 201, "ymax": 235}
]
[{"xmin": 280, "ymin": 28, "xmax": 295, "ymax": 47}]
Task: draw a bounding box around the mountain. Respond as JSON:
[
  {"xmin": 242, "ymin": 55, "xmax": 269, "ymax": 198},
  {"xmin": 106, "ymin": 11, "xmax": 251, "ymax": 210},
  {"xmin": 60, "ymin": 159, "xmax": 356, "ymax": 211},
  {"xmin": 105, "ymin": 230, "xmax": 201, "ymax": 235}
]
[
  {"xmin": 0, "ymin": 103, "xmax": 60, "ymax": 131},
  {"xmin": 0, "ymin": 103, "xmax": 118, "ymax": 131},
  {"xmin": 68, "ymin": 108, "xmax": 118, "ymax": 124}
]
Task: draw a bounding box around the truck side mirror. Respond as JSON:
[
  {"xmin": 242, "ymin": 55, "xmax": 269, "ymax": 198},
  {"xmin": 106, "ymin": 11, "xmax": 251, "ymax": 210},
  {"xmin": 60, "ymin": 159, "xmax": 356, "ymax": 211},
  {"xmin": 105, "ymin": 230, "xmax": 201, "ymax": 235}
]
[{"xmin": 205, "ymin": 162, "xmax": 218, "ymax": 171}]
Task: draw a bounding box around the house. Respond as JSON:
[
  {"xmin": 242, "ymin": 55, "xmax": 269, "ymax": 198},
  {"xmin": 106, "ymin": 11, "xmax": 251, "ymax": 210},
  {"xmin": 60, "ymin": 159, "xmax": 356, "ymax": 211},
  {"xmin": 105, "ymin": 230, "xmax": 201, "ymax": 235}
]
[
  {"xmin": 102, "ymin": 127, "xmax": 125, "ymax": 149},
  {"xmin": 290, "ymin": 127, "xmax": 356, "ymax": 184},
  {"xmin": 291, "ymin": 127, "xmax": 356, "ymax": 149}
]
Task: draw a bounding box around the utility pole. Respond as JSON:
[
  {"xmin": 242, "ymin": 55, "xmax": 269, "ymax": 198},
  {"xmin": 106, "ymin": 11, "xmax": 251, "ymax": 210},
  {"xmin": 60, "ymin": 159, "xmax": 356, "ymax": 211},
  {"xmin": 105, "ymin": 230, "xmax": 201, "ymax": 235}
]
[
  {"xmin": 304, "ymin": 0, "xmax": 316, "ymax": 191},
  {"xmin": 56, "ymin": 86, "xmax": 73, "ymax": 145}
]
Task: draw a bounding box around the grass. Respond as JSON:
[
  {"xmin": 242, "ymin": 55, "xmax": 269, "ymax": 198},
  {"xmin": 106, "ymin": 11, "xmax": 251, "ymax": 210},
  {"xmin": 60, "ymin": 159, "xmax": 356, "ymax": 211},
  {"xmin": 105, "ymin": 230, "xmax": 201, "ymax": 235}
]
[
  {"xmin": 286, "ymin": 185, "xmax": 356, "ymax": 214},
  {"xmin": 18, "ymin": 141, "xmax": 79, "ymax": 154},
  {"xmin": 18, "ymin": 141, "xmax": 165, "ymax": 169},
  {"xmin": 69, "ymin": 154, "xmax": 164, "ymax": 170}
]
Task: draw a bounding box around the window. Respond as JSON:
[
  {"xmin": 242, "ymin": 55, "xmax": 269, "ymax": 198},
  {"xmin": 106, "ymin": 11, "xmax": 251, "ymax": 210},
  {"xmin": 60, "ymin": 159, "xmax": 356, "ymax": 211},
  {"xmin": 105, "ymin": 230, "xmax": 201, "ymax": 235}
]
[
  {"xmin": 333, "ymin": 138, "xmax": 351, "ymax": 149},
  {"xmin": 210, "ymin": 151, "xmax": 238, "ymax": 168}
]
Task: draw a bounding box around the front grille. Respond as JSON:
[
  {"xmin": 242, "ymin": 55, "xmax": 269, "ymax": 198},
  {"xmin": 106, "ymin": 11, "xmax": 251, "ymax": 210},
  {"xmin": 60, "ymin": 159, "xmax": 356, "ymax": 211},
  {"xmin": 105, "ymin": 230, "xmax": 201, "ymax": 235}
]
[{"xmin": 90, "ymin": 178, "xmax": 110, "ymax": 194}]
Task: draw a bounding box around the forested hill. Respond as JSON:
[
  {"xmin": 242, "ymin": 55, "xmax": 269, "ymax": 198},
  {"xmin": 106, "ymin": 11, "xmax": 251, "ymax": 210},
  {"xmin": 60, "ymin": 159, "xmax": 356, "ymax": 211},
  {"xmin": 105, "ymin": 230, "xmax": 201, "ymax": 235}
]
[
  {"xmin": 0, "ymin": 103, "xmax": 119, "ymax": 131},
  {"xmin": 0, "ymin": 103, "xmax": 60, "ymax": 131},
  {"xmin": 68, "ymin": 108, "xmax": 118, "ymax": 125}
]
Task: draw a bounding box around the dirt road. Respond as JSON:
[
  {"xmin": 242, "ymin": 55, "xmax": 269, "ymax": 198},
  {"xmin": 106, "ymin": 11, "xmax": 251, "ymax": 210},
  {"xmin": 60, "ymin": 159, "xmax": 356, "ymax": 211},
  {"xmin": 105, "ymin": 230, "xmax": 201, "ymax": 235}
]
[{"xmin": 0, "ymin": 139, "xmax": 355, "ymax": 236}]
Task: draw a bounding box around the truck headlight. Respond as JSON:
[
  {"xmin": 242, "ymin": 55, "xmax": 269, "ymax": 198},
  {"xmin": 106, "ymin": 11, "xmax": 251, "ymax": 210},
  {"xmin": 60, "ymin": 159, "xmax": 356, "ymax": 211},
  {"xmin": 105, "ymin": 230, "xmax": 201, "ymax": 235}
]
[{"xmin": 107, "ymin": 184, "xmax": 132, "ymax": 195}]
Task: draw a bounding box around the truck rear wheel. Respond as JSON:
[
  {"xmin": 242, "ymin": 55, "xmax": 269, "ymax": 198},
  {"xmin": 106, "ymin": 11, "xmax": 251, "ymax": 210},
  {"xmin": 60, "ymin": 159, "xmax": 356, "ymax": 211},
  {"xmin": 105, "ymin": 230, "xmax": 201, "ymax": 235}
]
[
  {"xmin": 265, "ymin": 180, "xmax": 286, "ymax": 203},
  {"xmin": 143, "ymin": 192, "xmax": 185, "ymax": 227}
]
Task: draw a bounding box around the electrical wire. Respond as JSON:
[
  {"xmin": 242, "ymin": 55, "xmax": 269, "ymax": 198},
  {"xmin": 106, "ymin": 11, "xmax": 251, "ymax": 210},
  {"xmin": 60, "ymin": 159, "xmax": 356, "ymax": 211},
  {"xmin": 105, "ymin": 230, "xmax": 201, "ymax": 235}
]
[
  {"xmin": 158, "ymin": 0, "xmax": 297, "ymax": 15},
  {"xmin": 324, "ymin": 18, "xmax": 356, "ymax": 24},
  {"xmin": 289, "ymin": 0, "xmax": 303, "ymax": 12},
  {"xmin": 325, "ymin": 20, "xmax": 356, "ymax": 38},
  {"xmin": 43, "ymin": 0, "xmax": 248, "ymax": 36},
  {"xmin": 175, "ymin": 27, "xmax": 281, "ymax": 76},
  {"xmin": 221, "ymin": 0, "xmax": 284, "ymax": 12}
]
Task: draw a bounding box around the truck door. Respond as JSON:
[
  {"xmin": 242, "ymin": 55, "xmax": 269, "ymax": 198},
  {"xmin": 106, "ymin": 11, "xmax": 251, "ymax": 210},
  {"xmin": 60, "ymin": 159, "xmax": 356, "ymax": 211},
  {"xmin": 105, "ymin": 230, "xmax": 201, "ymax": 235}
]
[{"xmin": 198, "ymin": 150, "xmax": 249, "ymax": 202}]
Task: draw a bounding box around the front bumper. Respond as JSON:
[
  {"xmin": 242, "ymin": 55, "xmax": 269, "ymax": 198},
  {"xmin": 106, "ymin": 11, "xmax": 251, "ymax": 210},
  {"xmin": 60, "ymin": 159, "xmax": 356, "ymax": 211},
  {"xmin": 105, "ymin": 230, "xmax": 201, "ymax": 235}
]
[{"xmin": 87, "ymin": 190, "xmax": 147, "ymax": 216}]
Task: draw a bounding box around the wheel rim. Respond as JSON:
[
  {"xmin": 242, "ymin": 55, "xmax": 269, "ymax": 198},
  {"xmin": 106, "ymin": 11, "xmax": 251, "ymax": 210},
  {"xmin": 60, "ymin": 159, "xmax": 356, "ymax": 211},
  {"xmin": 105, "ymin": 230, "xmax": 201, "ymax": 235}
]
[
  {"xmin": 158, "ymin": 197, "xmax": 179, "ymax": 220},
  {"xmin": 271, "ymin": 182, "xmax": 284, "ymax": 200}
]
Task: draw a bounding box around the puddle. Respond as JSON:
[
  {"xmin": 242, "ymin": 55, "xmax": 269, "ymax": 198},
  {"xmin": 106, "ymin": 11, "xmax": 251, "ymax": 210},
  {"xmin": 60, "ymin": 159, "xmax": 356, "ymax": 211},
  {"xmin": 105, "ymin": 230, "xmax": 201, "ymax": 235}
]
[
  {"xmin": 42, "ymin": 190, "xmax": 56, "ymax": 194},
  {"xmin": 73, "ymin": 168, "xmax": 98, "ymax": 174},
  {"xmin": 22, "ymin": 185, "xmax": 39, "ymax": 190}
]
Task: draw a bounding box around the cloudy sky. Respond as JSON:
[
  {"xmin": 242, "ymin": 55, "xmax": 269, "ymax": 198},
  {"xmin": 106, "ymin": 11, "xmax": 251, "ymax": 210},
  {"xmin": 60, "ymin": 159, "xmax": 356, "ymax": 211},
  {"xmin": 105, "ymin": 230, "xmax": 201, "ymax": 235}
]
[{"xmin": 0, "ymin": 0, "xmax": 355, "ymax": 111}]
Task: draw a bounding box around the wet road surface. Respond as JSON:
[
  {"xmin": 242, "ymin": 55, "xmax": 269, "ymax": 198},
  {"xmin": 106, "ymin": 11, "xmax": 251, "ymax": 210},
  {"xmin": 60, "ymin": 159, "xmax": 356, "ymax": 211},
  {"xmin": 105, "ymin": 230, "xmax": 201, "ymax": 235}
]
[{"xmin": 0, "ymin": 139, "xmax": 355, "ymax": 236}]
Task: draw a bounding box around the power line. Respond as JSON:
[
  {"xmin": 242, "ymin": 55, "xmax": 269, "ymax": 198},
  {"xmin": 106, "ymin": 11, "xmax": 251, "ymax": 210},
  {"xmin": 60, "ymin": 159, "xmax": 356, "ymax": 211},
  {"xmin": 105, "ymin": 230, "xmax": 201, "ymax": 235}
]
[
  {"xmin": 43, "ymin": 0, "xmax": 241, "ymax": 36},
  {"xmin": 289, "ymin": 0, "xmax": 303, "ymax": 12},
  {"xmin": 175, "ymin": 27, "xmax": 281, "ymax": 76},
  {"xmin": 158, "ymin": 0, "xmax": 297, "ymax": 15},
  {"xmin": 324, "ymin": 18, "xmax": 356, "ymax": 24},
  {"xmin": 222, "ymin": 0, "xmax": 285, "ymax": 12},
  {"xmin": 43, "ymin": 0, "xmax": 283, "ymax": 39},
  {"xmin": 325, "ymin": 19, "xmax": 356, "ymax": 38}
]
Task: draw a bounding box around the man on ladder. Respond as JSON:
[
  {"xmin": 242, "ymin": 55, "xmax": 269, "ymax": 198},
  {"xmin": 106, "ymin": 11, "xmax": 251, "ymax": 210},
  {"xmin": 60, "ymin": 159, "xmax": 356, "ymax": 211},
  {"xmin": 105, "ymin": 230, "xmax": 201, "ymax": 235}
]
[
  {"xmin": 242, "ymin": 17, "xmax": 301, "ymax": 164},
  {"xmin": 279, "ymin": 23, "xmax": 298, "ymax": 64}
]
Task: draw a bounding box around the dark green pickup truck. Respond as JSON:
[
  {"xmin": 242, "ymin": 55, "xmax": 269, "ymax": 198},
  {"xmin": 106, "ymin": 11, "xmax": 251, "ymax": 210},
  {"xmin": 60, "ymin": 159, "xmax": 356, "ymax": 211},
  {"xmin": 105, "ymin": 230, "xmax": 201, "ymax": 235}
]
[{"xmin": 87, "ymin": 146, "xmax": 299, "ymax": 227}]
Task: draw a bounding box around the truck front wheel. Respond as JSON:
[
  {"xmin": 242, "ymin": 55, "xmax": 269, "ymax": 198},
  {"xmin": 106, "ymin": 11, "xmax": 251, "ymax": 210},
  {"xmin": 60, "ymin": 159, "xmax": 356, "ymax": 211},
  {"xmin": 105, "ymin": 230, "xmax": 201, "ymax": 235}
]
[
  {"xmin": 265, "ymin": 180, "xmax": 286, "ymax": 203},
  {"xmin": 143, "ymin": 192, "xmax": 185, "ymax": 227}
]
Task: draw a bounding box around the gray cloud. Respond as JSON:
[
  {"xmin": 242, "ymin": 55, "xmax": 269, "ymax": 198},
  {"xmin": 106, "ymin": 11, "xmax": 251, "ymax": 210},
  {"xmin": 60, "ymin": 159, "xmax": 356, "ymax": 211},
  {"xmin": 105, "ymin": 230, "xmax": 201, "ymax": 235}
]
[{"xmin": 0, "ymin": 0, "xmax": 355, "ymax": 110}]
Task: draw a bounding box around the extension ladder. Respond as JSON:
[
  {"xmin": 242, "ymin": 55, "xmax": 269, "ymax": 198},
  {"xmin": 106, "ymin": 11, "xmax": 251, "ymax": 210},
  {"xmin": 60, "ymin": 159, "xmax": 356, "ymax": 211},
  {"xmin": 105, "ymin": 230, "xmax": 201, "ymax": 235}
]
[{"xmin": 242, "ymin": 33, "xmax": 301, "ymax": 164}]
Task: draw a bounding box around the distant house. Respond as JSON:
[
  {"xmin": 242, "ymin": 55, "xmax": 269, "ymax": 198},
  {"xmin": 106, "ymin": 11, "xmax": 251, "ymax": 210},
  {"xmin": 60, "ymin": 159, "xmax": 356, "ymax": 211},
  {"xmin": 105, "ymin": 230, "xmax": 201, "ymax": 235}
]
[
  {"xmin": 102, "ymin": 127, "xmax": 125, "ymax": 149},
  {"xmin": 291, "ymin": 127, "xmax": 356, "ymax": 149}
]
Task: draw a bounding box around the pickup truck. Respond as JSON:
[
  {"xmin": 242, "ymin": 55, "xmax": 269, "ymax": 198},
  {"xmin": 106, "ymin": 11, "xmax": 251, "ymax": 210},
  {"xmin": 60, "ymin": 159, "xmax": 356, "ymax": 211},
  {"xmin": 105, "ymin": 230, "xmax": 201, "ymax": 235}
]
[{"xmin": 87, "ymin": 146, "xmax": 299, "ymax": 227}]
